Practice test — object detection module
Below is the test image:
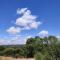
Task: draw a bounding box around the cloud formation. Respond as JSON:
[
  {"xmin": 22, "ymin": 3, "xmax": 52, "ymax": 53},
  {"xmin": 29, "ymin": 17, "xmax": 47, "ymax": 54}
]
[
  {"xmin": 17, "ymin": 8, "xmax": 27, "ymax": 14},
  {"xmin": 7, "ymin": 8, "xmax": 42, "ymax": 34},
  {"xmin": 5, "ymin": 8, "xmax": 42, "ymax": 44},
  {"xmin": 0, "ymin": 35, "xmax": 32, "ymax": 45},
  {"xmin": 38, "ymin": 30, "xmax": 48, "ymax": 37},
  {"xmin": 16, "ymin": 8, "xmax": 42, "ymax": 29},
  {"xmin": 6, "ymin": 26, "xmax": 21, "ymax": 34},
  {"xmin": 56, "ymin": 36, "xmax": 60, "ymax": 39}
]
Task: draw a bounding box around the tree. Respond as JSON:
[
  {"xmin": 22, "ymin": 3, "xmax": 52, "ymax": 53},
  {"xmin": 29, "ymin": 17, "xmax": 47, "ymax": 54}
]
[
  {"xmin": 48, "ymin": 36, "xmax": 58, "ymax": 60},
  {"xmin": 0, "ymin": 46, "xmax": 5, "ymax": 51},
  {"xmin": 48, "ymin": 36, "xmax": 57, "ymax": 45},
  {"xmin": 25, "ymin": 44, "xmax": 35, "ymax": 58},
  {"xmin": 26, "ymin": 38, "xmax": 36, "ymax": 44}
]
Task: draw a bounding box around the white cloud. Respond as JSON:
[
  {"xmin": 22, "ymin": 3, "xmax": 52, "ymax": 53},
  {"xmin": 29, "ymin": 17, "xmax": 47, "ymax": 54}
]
[
  {"xmin": 8, "ymin": 35, "xmax": 26, "ymax": 45},
  {"xmin": 6, "ymin": 26, "xmax": 21, "ymax": 34},
  {"xmin": 56, "ymin": 36, "xmax": 60, "ymax": 38},
  {"xmin": 7, "ymin": 8, "xmax": 42, "ymax": 35},
  {"xmin": 38, "ymin": 30, "xmax": 48, "ymax": 37},
  {"xmin": 5, "ymin": 8, "xmax": 42, "ymax": 45},
  {"xmin": 0, "ymin": 35, "xmax": 32, "ymax": 45},
  {"xmin": 17, "ymin": 8, "xmax": 27, "ymax": 14},
  {"xmin": 22, "ymin": 26, "xmax": 31, "ymax": 30},
  {"xmin": 16, "ymin": 8, "xmax": 41, "ymax": 29},
  {"xmin": 0, "ymin": 39, "xmax": 9, "ymax": 45},
  {"xmin": 0, "ymin": 35, "xmax": 23, "ymax": 45},
  {"xmin": 29, "ymin": 21, "xmax": 41, "ymax": 29}
]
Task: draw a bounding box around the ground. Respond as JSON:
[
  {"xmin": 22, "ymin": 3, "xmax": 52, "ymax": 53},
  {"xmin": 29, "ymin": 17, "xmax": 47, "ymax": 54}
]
[{"xmin": 0, "ymin": 56, "xmax": 35, "ymax": 60}]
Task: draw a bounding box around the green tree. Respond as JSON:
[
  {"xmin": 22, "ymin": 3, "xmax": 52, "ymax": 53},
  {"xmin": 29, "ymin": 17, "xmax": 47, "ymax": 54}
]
[{"xmin": 48, "ymin": 36, "xmax": 57, "ymax": 45}]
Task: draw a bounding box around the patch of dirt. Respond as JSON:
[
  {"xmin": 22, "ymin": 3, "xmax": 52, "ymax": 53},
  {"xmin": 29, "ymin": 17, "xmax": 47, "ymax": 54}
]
[{"xmin": 0, "ymin": 56, "xmax": 35, "ymax": 60}]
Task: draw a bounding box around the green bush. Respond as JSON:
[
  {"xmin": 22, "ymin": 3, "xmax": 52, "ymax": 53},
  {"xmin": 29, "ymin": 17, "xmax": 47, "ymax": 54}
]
[
  {"xmin": 35, "ymin": 52, "xmax": 43, "ymax": 60},
  {"xmin": 35, "ymin": 52, "xmax": 53, "ymax": 60}
]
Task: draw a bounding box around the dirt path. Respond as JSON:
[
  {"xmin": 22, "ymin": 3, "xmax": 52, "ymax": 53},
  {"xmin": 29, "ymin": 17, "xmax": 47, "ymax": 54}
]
[
  {"xmin": 0, "ymin": 56, "xmax": 35, "ymax": 60},
  {"xmin": 14, "ymin": 58, "xmax": 35, "ymax": 60}
]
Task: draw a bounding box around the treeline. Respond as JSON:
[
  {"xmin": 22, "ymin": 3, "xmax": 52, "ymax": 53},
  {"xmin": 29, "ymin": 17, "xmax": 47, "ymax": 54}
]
[{"xmin": 0, "ymin": 36, "xmax": 60, "ymax": 60}]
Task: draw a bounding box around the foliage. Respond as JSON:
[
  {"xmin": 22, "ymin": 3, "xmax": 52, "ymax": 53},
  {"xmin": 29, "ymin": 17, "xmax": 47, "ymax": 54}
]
[
  {"xmin": 0, "ymin": 35, "xmax": 60, "ymax": 60},
  {"xmin": 35, "ymin": 52, "xmax": 43, "ymax": 60}
]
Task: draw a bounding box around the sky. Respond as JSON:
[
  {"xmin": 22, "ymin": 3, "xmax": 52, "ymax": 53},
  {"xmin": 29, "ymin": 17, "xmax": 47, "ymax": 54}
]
[{"xmin": 0, "ymin": 0, "xmax": 60, "ymax": 45}]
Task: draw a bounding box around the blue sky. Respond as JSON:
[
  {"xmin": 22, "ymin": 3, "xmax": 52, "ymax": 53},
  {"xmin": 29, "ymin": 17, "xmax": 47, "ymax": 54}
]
[{"xmin": 0, "ymin": 0, "xmax": 60, "ymax": 45}]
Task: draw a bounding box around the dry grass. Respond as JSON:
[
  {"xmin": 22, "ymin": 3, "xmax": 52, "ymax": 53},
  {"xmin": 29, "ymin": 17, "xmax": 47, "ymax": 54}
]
[{"xmin": 0, "ymin": 56, "xmax": 35, "ymax": 60}]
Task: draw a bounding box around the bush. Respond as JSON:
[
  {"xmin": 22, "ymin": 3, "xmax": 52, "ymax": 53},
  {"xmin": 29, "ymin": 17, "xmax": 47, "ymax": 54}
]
[
  {"xmin": 35, "ymin": 52, "xmax": 43, "ymax": 60},
  {"xmin": 3, "ymin": 48, "xmax": 15, "ymax": 56},
  {"xmin": 35, "ymin": 52, "xmax": 52, "ymax": 60}
]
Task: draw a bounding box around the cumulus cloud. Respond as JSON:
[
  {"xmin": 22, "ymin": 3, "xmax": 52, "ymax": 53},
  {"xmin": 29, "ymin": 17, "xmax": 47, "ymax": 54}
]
[
  {"xmin": 0, "ymin": 39, "xmax": 9, "ymax": 45},
  {"xmin": 29, "ymin": 21, "xmax": 41, "ymax": 29},
  {"xmin": 56, "ymin": 36, "xmax": 60, "ymax": 38},
  {"xmin": 0, "ymin": 35, "xmax": 32, "ymax": 45},
  {"xmin": 5, "ymin": 8, "xmax": 42, "ymax": 45},
  {"xmin": 38, "ymin": 30, "xmax": 48, "ymax": 37},
  {"xmin": 17, "ymin": 8, "xmax": 27, "ymax": 14},
  {"xmin": 16, "ymin": 8, "xmax": 42, "ymax": 29},
  {"xmin": 0, "ymin": 35, "xmax": 22, "ymax": 45},
  {"xmin": 7, "ymin": 8, "xmax": 42, "ymax": 35},
  {"xmin": 6, "ymin": 26, "xmax": 21, "ymax": 34},
  {"xmin": 8, "ymin": 35, "xmax": 26, "ymax": 45}
]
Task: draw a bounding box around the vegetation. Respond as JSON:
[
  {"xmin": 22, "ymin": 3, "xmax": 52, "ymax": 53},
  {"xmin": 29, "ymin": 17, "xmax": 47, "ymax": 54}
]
[{"xmin": 0, "ymin": 36, "xmax": 60, "ymax": 60}]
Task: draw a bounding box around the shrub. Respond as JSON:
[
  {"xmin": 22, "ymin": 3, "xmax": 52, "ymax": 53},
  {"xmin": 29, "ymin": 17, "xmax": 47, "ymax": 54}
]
[{"xmin": 35, "ymin": 52, "xmax": 43, "ymax": 60}]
